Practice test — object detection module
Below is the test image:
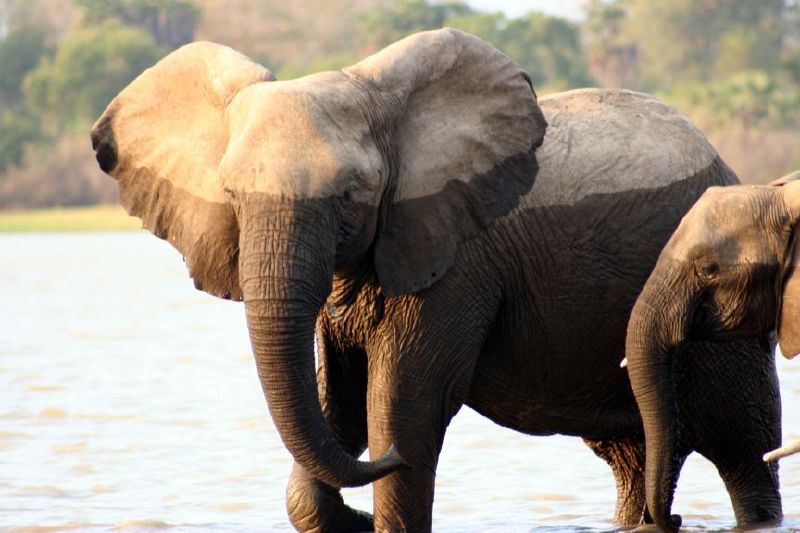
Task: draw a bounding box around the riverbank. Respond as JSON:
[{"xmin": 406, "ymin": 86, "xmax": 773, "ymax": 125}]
[{"xmin": 0, "ymin": 205, "xmax": 140, "ymax": 232}]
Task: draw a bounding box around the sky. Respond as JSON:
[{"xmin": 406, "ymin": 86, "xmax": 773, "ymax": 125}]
[{"xmin": 466, "ymin": 0, "xmax": 586, "ymax": 20}]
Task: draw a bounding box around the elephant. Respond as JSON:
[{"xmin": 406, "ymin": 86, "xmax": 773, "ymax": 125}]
[
  {"xmin": 626, "ymin": 172, "xmax": 800, "ymax": 531},
  {"xmin": 90, "ymin": 29, "xmax": 782, "ymax": 531}
]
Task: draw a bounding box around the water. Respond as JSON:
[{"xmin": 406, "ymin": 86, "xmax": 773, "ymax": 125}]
[{"xmin": 1, "ymin": 233, "xmax": 798, "ymax": 532}]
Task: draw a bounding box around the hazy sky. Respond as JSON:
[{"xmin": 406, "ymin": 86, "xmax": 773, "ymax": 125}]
[{"xmin": 466, "ymin": 0, "xmax": 586, "ymax": 20}]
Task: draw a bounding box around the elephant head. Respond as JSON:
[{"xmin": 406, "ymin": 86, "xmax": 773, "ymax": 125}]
[
  {"xmin": 90, "ymin": 29, "xmax": 546, "ymax": 488},
  {"xmin": 626, "ymin": 171, "xmax": 800, "ymax": 531}
]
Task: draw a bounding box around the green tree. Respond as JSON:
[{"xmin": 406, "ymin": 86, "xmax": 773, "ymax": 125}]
[
  {"xmin": 583, "ymin": 0, "xmax": 637, "ymax": 88},
  {"xmin": 23, "ymin": 19, "xmax": 163, "ymax": 132},
  {"xmin": 666, "ymin": 70, "xmax": 800, "ymax": 130},
  {"xmin": 0, "ymin": 17, "xmax": 50, "ymax": 172},
  {"xmin": 445, "ymin": 11, "xmax": 506, "ymax": 47},
  {"xmin": 500, "ymin": 12, "xmax": 593, "ymax": 91},
  {"xmin": 78, "ymin": 0, "xmax": 200, "ymax": 48},
  {"xmin": 449, "ymin": 10, "xmax": 593, "ymax": 91},
  {"xmin": 624, "ymin": 0, "xmax": 784, "ymax": 89},
  {"xmin": 0, "ymin": 107, "xmax": 40, "ymax": 172},
  {"xmin": 358, "ymin": 0, "xmax": 473, "ymax": 52},
  {"xmin": 359, "ymin": 2, "xmax": 593, "ymax": 92},
  {"xmin": 0, "ymin": 26, "xmax": 48, "ymax": 107}
]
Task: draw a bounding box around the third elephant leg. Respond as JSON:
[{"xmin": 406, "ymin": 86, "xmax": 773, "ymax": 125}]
[
  {"xmin": 285, "ymin": 323, "xmax": 372, "ymax": 532},
  {"xmin": 584, "ymin": 437, "xmax": 646, "ymax": 525},
  {"xmin": 676, "ymin": 339, "xmax": 782, "ymax": 526}
]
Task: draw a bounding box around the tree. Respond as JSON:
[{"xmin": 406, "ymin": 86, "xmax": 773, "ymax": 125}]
[
  {"xmin": 448, "ymin": 9, "xmax": 593, "ymax": 91},
  {"xmin": 499, "ymin": 11, "xmax": 593, "ymax": 91},
  {"xmin": 194, "ymin": 0, "xmax": 377, "ymax": 71},
  {"xmin": 666, "ymin": 70, "xmax": 800, "ymax": 130},
  {"xmin": 0, "ymin": 0, "xmax": 80, "ymax": 43},
  {"xmin": 23, "ymin": 20, "xmax": 163, "ymax": 132},
  {"xmin": 78, "ymin": 0, "xmax": 199, "ymax": 49},
  {"xmin": 0, "ymin": 26, "xmax": 48, "ymax": 107},
  {"xmin": 358, "ymin": 0, "xmax": 473, "ymax": 52},
  {"xmin": 0, "ymin": 16, "xmax": 50, "ymax": 172},
  {"xmin": 0, "ymin": 107, "xmax": 40, "ymax": 173},
  {"xmin": 583, "ymin": 0, "xmax": 637, "ymax": 88},
  {"xmin": 445, "ymin": 11, "xmax": 506, "ymax": 46},
  {"xmin": 360, "ymin": 2, "xmax": 593, "ymax": 92},
  {"xmin": 624, "ymin": 0, "xmax": 784, "ymax": 90}
]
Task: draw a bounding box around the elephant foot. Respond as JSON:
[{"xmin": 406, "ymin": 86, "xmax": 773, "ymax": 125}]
[
  {"xmin": 286, "ymin": 463, "xmax": 373, "ymax": 532},
  {"xmin": 583, "ymin": 437, "xmax": 646, "ymax": 525},
  {"xmin": 723, "ymin": 466, "xmax": 783, "ymax": 528}
]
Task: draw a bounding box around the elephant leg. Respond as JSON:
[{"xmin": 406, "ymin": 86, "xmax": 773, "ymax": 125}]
[
  {"xmin": 676, "ymin": 340, "xmax": 782, "ymax": 526},
  {"xmin": 365, "ymin": 296, "xmax": 488, "ymax": 532},
  {"xmin": 584, "ymin": 437, "xmax": 646, "ymax": 525},
  {"xmin": 286, "ymin": 325, "xmax": 372, "ymax": 532}
]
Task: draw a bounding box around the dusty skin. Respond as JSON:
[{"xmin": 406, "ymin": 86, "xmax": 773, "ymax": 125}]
[{"xmin": 92, "ymin": 29, "xmax": 783, "ymax": 532}]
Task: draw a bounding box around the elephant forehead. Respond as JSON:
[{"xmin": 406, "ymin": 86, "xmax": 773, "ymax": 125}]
[
  {"xmin": 669, "ymin": 186, "xmax": 777, "ymax": 263},
  {"xmin": 221, "ymin": 80, "xmax": 383, "ymax": 201},
  {"xmin": 522, "ymin": 89, "xmax": 718, "ymax": 208}
]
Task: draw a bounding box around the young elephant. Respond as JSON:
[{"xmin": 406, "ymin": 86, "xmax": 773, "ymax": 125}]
[
  {"xmin": 627, "ymin": 174, "xmax": 800, "ymax": 531},
  {"xmin": 92, "ymin": 29, "xmax": 782, "ymax": 531}
]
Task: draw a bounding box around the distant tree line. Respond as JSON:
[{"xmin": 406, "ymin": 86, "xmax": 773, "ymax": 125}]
[{"xmin": 0, "ymin": 0, "xmax": 798, "ymax": 208}]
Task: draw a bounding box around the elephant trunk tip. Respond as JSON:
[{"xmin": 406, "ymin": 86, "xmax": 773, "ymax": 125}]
[
  {"xmin": 381, "ymin": 443, "xmax": 412, "ymax": 471},
  {"xmin": 336, "ymin": 443, "xmax": 411, "ymax": 488}
]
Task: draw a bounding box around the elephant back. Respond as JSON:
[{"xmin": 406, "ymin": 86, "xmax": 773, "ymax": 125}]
[{"xmin": 518, "ymin": 88, "xmax": 734, "ymax": 211}]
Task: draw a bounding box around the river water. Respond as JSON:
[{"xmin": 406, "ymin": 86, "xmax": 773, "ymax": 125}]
[{"xmin": 1, "ymin": 233, "xmax": 798, "ymax": 532}]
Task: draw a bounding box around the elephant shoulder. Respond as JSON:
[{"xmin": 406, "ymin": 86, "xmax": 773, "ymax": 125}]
[{"xmin": 519, "ymin": 88, "xmax": 726, "ymax": 209}]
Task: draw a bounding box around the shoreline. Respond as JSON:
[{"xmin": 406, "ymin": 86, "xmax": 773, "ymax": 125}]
[{"xmin": 0, "ymin": 205, "xmax": 141, "ymax": 232}]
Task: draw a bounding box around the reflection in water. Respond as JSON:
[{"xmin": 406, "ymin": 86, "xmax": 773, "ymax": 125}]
[{"xmin": 1, "ymin": 233, "xmax": 798, "ymax": 531}]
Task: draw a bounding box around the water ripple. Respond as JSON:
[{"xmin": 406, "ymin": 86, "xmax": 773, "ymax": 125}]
[{"xmin": 0, "ymin": 233, "xmax": 797, "ymax": 531}]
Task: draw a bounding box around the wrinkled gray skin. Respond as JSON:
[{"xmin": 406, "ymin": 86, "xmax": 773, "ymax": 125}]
[
  {"xmin": 91, "ymin": 30, "xmax": 782, "ymax": 532},
  {"xmin": 627, "ymin": 174, "xmax": 800, "ymax": 532}
]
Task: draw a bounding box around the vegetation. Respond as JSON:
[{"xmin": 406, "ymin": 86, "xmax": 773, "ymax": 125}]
[
  {"xmin": 1, "ymin": 0, "xmax": 799, "ymax": 217},
  {"xmin": 0, "ymin": 204, "xmax": 139, "ymax": 231}
]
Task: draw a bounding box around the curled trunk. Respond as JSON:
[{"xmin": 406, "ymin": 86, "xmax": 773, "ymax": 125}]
[
  {"xmin": 626, "ymin": 262, "xmax": 691, "ymax": 532},
  {"xmin": 239, "ymin": 200, "xmax": 407, "ymax": 487}
]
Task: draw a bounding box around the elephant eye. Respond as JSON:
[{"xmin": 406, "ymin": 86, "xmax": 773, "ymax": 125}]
[{"xmin": 697, "ymin": 261, "xmax": 720, "ymax": 280}]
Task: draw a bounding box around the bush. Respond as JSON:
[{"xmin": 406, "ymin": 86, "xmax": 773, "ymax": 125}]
[
  {"xmin": 22, "ymin": 19, "xmax": 164, "ymax": 133},
  {"xmin": 0, "ymin": 134, "xmax": 118, "ymax": 209},
  {"xmin": 0, "ymin": 107, "xmax": 41, "ymax": 173}
]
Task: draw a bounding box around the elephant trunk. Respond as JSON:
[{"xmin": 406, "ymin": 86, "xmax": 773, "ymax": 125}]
[
  {"xmin": 238, "ymin": 199, "xmax": 407, "ymax": 488},
  {"xmin": 626, "ymin": 260, "xmax": 691, "ymax": 532}
]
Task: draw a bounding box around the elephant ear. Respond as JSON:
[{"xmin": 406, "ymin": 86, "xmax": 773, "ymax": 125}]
[
  {"xmin": 346, "ymin": 28, "xmax": 547, "ymax": 297},
  {"xmin": 778, "ymin": 178, "xmax": 800, "ymax": 358},
  {"xmin": 778, "ymin": 233, "xmax": 800, "ymax": 359},
  {"xmin": 91, "ymin": 42, "xmax": 274, "ymax": 300}
]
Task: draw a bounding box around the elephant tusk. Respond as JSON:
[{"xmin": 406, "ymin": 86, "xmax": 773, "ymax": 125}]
[
  {"xmin": 620, "ymin": 357, "xmax": 628, "ymax": 368},
  {"xmin": 763, "ymin": 439, "xmax": 800, "ymax": 462}
]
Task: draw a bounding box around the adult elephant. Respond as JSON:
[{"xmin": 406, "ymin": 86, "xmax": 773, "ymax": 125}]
[
  {"xmin": 627, "ymin": 173, "xmax": 800, "ymax": 531},
  {"xmin": 91, "ymin": 29, "xmax": 782, "ymax": 531}
]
